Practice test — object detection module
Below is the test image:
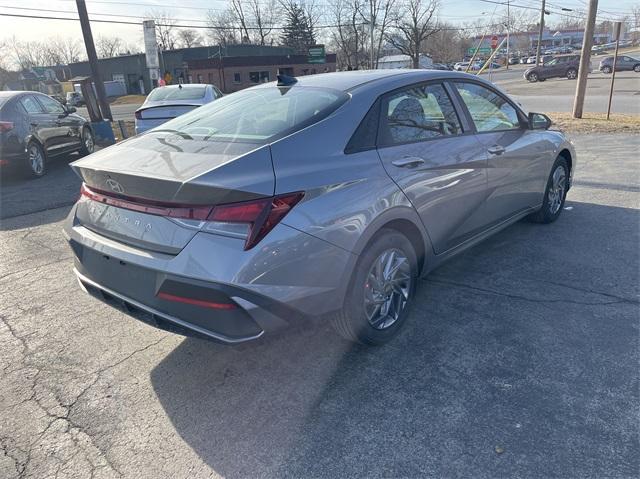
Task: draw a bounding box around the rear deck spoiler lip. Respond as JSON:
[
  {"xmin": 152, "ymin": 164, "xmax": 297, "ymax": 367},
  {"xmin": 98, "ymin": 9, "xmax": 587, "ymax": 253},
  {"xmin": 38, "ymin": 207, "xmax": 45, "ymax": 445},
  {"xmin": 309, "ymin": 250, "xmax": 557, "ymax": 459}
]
[{"xmin": 135, "ymin": 103, "xmax": 204, "ymax": 113}]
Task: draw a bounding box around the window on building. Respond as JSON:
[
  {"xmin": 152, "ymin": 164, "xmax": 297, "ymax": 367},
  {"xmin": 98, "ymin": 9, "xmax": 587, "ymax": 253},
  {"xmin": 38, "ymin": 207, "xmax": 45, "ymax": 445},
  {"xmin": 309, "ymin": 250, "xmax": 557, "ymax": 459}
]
[
  {"xmin": 249, "ymin": 71, "xmax": 270, "ymax": 83},
  {"xmin": 197, "ymin": 74, "xmax": 203, "ymax": 84},
  {"xmin": 279, "ymin": 68, "xmax": 294, "ymax": 77},
  {"xmin": 233, "ymin": 72, "xmax": 241, "ymax": 83}
]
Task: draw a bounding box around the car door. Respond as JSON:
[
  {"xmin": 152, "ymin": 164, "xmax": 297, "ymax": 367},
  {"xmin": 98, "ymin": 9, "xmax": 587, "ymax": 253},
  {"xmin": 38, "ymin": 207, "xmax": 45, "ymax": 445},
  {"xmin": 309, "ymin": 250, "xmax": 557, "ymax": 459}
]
[
  {"xmin": 451, "ymin": 81, "xmax": 552, "ymax": 226},
  {"xmin": 376, "ymin": 81, "xmax": 488, "ymax": 254},
  {"xmin": 35, "ymin": 94, "xmax": 80, "ymax": 152},
  {"xmin": 17, "ymin": 94, "xmax": 56, "ymax": 150},
  {"xmin": 620, "ymin": 56, "xmax": 634, "ymax": 71}
]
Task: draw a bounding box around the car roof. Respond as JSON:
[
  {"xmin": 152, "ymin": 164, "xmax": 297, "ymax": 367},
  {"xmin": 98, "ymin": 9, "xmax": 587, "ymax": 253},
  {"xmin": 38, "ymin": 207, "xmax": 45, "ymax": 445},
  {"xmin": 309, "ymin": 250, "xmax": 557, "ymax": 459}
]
[{"xmin": 261, "ymin": 69, "xmax": 489, "ymax": 93}]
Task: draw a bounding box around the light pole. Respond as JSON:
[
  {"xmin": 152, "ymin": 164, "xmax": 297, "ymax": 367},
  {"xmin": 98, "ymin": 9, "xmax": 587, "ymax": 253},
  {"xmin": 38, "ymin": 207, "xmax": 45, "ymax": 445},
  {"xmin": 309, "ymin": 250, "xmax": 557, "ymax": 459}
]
[{"xmin": 506, "ymin": 0, "xmax": 510, "ymax": 69}]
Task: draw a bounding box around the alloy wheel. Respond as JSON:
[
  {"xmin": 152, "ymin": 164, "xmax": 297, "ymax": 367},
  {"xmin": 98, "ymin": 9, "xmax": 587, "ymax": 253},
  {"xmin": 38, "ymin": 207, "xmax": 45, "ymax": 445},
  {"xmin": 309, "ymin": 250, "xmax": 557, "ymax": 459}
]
[
  {"xmin": 547, "ymin": 165, "xmax": 566, "ymax": 215},
  {"xmin": 364, "ymin": 248, "xmax": 412, "ymax": 330},
  {"xmin": 567, "ymin": 69, "xmax": 577, "ymax": 79},
  {"xmin": 528, "ymin": 73, "xmax": 538, "ymax": 82},
  {"xmin": 28, "ymin": 144, "xmax": 44, "ymax": 175},
  {"xmin": 84, "ymin": 130, "xmax": 94, "ymax": 153}
]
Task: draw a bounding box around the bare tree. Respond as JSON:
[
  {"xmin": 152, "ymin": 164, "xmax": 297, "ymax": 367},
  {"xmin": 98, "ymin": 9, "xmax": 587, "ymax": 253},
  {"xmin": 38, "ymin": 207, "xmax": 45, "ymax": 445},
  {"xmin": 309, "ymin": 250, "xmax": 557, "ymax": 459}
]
[
  {"xmin": 177, "ymin": 29, "xmax": 202, "ymax": 48},
  {"xmin": 146, "ymin": 10, "xmax": 178, "ymax": 50},
  {"xmin": 96, "ymin": 36, "xmax": 123, "ymax": 58},
  {"xmin": 230, "ymin": 0, "xmax": 253, "ymax": 42},
  {"xmin": 11, "ymin": 37, "xmax": 50, "ymax": 69},
  {"xmin": 207, "ymin": 9, "xmax": 241, "ymax": 46},
  {"xmin": 387, "ymin": 0, "xmax": 440, "ymax": 68},
  {"xmin": 327, "ymin": 0, "xmax": 369, "ymax": 69},
  {"xmin": 247, "ymin": 0, "xmax": 279, "ymax": 45},
  {"xmin": 369, "ymin": 0, "xmax": 396, "ymax": 67},
  {"xmin": 424, "ymin": 23, "xmax": 466, "ymax": 63}
]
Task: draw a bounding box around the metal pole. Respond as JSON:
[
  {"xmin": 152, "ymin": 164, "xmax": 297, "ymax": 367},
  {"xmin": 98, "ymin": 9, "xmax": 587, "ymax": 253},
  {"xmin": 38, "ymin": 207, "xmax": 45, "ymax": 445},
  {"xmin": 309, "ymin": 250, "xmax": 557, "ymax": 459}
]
[
  {"xmin": 75, "ymin": 0, "xmax": 112, "ymax": 121},
  {"xmin": 535, "ymin": 0, "xmax": 546, "ymax": 65},
  {"xmin": 572, "ymin": 0, "xmax": 598, "ymax": 118},
  {"xmin": 370, "ymin": 8, "xmax": 375, "ymax": 70},
  {"xmin": 606, "ymin": 22, "xmax": 622, "ymax": 120},
  {"xmin": 506, "ymin": 0, "xmax": 510, "ymax": 70}
]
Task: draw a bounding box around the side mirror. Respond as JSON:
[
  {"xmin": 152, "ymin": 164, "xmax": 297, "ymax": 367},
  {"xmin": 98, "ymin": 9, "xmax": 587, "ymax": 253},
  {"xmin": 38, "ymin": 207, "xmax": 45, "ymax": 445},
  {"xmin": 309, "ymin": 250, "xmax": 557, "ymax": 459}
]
[
  {"xmin": 66, "ymin": 106, "xmax": 77, "ymax": 114},
  {"xmin": 528, "ymin": 112, "xmax": 552, "ymax": 130}
]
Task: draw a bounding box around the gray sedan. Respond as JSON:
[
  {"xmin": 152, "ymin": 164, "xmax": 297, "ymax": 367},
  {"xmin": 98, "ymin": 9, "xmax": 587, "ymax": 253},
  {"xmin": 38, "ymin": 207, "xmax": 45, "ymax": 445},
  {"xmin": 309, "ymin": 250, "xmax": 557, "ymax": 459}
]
[{"xmin": 64, "ymin": 70, "xmax": 575, "ymax": 346}]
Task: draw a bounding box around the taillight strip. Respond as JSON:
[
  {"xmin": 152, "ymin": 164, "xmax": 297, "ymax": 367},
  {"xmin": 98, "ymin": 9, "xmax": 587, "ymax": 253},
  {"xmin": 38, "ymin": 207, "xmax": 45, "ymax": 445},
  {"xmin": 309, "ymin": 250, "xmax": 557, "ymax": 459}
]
[{"xmin": 81, "ymin": 184, "xmax": 213, "ymax": 220}]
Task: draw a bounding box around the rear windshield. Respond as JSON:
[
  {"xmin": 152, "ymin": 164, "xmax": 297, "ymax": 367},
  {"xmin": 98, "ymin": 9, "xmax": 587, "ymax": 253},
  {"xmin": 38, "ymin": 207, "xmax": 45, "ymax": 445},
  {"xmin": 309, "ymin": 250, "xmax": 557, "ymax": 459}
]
[
  {"xmin": 147, "ymin": 86, "xmax": 207, "ymax": 102},
  {"xmin": 147, "ymin": 86, "xmax": 348, "ymax": 144}
]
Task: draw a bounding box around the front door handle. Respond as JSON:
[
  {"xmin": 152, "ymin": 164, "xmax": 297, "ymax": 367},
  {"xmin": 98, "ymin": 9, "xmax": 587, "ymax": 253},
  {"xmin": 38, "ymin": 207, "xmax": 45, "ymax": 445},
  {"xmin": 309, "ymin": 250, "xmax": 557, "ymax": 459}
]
[
  {"xmin": 30, "ymin": 122, "xmax": 38, "ymax": 127},
  {"xmin": 487, "ymin": 145, "xmax": 505, "ymax": 156},
  {"xmin": 392, "ymin": 156, "xmax": 425, "ymax": 168}
]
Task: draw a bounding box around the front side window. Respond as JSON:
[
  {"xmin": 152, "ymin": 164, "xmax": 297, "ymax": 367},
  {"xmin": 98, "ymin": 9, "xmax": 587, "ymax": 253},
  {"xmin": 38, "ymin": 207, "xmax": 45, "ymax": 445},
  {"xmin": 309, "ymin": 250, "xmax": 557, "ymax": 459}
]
[
  {"xmin": 454, "ymin": 82, "xmax": 521, "ymax": 132},
  {"xmin": 37, "ymin": 95, "xmax": 65, "ymax": 114},
  {"xmin": 146, "ymin": 86, "xmax": 348, "ymax": 144},
  {"xmin": 20, "ymin": 96, "xmax": 44, "ymax": 114},
  {"xmin": 380, "ymin": 83, "xmax": 462, "ymax": 146}
]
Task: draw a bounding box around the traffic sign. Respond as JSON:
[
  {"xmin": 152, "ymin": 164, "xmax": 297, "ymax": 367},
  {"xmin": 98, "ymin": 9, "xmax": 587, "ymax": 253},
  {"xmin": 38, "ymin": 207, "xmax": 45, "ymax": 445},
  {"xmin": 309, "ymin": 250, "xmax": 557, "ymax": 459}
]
[
  {"xmin": 491, "ymin": 35, "xmax": 499, "ymax": 49},
  {"xmin": 467, "ymin": 47, "xmax": 492, "ymax": 55}
]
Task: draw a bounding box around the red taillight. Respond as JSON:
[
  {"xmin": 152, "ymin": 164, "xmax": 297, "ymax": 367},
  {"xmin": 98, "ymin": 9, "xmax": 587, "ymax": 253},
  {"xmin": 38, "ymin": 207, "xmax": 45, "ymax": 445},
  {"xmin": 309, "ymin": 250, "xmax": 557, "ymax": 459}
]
[
  {"xmin": 80, "ymin": 183, "xmax": 304, "ymax": 250},
  {"xmin": 80, "ymin": 184, "xmax": 213, "ymax": 220},
  {"xmin": 134, "ymin": 110, "xmax": 142, "ymax": 120},
  {"xmin": 208, "ymin": 192, "xmax": 304, "ymax": 250},
  {"xmin": 0, "ymin": 121, "xmax": 14, "ymax": 133}
]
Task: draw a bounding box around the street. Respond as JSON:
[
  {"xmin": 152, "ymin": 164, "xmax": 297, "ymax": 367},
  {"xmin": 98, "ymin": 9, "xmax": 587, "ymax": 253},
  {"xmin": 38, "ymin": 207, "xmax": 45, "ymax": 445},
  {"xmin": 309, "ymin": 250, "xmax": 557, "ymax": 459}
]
[{"xmin": 1, "ymin": 133, "xmax": 638, "ymax": 478}]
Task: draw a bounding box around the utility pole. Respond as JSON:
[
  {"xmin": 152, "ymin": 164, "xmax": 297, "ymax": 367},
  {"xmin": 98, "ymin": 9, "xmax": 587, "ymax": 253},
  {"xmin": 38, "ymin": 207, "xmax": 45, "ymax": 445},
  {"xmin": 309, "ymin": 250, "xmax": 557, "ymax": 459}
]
[
  {"xmin": 572, "ymin": 0, "xmax": 598, "ymax": 118},
  {"xmin": 535, "ymin": 0, "xmax": 546, "ymax": 65},
  {"xmin": 75, "ymin": 0, "xmax": 112, "ymax": 121},
  {"xmin": 506, "ymin": 0, "xmax": 510, "ymax": 70},
  {"xmin": 370, "ymin": 3, "xmax": 375, "ymax": 70},
  {"xmin": 606, "ymin": 21, "xmax": 622, "ymax": 120}
]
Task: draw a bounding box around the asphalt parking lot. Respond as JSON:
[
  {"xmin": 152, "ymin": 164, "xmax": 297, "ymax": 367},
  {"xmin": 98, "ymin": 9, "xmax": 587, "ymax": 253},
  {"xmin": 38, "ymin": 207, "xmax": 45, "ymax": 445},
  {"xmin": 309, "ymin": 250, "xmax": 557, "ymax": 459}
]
[{"xmin": 0, "ymin": 133, "xmax": 638, "ymax": 478}]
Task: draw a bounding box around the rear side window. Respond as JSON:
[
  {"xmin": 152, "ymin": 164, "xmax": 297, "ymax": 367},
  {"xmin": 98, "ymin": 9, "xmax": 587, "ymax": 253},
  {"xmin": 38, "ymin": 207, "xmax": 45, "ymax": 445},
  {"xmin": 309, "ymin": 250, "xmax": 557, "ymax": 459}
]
[
  {"xmin": 147, "ymin": 86, "xmax": 207, "ymax": 102},
  {"xmin": 454, "ymin": 82, "xmax": 521, "ymax": 132},
  {"xmin": 19, "ymin": 96, "xmax": 43, "ymax": 114},
  {"xmin": 379, "ymin": 83, "xmax": 462, "ymax": 146}
]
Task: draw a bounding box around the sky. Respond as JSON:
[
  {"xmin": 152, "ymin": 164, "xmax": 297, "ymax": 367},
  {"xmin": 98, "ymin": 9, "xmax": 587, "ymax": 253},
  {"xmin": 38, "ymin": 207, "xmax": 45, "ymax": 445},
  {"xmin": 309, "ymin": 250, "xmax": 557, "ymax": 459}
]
[{"xmin": 0, "ymin": 0, "xmax": 637, "ymax": 49}]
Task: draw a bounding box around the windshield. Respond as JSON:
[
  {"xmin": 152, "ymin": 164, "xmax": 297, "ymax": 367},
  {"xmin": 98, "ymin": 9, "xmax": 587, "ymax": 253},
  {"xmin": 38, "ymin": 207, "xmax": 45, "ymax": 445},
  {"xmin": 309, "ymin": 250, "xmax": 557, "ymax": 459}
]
[
  {"xmin": 147, "ymin": 86, "xmax": 207, "ymax": 102},
  {"xmin": 148, "ymin": 86, "xmax": 348, "ymax": 144}
]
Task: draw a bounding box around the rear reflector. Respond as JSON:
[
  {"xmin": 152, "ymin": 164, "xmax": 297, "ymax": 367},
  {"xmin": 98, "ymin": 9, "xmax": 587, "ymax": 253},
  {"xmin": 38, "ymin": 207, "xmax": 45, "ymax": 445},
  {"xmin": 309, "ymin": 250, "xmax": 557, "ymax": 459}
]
[
  {"xmin": 80, "ymin": 183, "xmax": 304, "ymax": 250},
  {"xmin": 0, "ymin": 121, "xmax": 14, "ymax": 132},
  {"xmin": 157, "ymin": 291, "xmax": 237, "ymax": 310}
]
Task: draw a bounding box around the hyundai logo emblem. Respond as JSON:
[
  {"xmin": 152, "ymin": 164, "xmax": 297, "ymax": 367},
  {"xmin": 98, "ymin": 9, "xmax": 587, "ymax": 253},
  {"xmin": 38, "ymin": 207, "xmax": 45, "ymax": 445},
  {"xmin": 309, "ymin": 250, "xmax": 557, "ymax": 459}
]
[{"xmin": 106, "ymin": 179, "xmax": 125, "ymax": 194}]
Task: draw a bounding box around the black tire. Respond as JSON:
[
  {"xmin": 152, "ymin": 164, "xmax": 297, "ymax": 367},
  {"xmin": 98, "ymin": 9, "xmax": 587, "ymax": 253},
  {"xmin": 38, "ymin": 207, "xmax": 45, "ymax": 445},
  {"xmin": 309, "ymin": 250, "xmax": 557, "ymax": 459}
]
[
  {"xmin": 527, "ymin": 72, "xmax": 538, "ymax": 82},
  {"xmin": 538, "ymin": 78, "xmax": 546, "ymax": 82},
  {"xmin": 602, "ymin": 66, "xmax": 612, "ymax": 74},
  {"xmin": 527, "ymin": 157, "xmax": 569, "ymax": 224},
  {"xmin": 333, "ymin": 229, "xmax": 418, "ymax": 345},
  {"xmin": 634, "ymin": 64, "xmax": 640, "ymax": 73},
  {"xmin": 79, "ymin": 127, "xmax": 95, "ymax": 156},
  {"xmin": 566, "ymin": 68, "xmax": 578, "ymax": 80},
  {"xmin": 24, "ymin": 141, "xmax": 46, "ymax": 178}
]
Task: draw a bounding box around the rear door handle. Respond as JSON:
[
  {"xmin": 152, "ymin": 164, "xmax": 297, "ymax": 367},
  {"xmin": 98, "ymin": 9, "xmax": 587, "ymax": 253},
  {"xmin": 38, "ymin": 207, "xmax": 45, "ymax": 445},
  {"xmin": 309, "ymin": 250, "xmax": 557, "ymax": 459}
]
[
  {"xmin": 487, "ymin": 145, "xmax": 505, "ymax": 155},
  {"xmin": 392, "ymin": 156, "xmax": 425, "ymax": 168}
]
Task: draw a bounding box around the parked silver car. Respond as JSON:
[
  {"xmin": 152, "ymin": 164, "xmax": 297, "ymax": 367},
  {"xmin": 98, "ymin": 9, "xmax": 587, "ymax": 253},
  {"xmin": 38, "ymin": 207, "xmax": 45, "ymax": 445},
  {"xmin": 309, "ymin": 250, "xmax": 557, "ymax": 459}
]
[
  {"xmin": 134, "ymin": 84, "xmax": 223, "ymax": 134},
  {"xmin": 64, "ymin": 70, "xmax": 576, "ymax": 345}
]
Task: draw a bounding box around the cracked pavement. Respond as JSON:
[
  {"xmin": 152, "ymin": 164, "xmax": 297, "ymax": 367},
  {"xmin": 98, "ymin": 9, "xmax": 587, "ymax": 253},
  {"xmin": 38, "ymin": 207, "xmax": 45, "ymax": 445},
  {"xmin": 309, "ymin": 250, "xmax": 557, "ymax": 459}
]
[{"xmin": 0, "ymin": 134, "xmax": 638, "ymax": 478}]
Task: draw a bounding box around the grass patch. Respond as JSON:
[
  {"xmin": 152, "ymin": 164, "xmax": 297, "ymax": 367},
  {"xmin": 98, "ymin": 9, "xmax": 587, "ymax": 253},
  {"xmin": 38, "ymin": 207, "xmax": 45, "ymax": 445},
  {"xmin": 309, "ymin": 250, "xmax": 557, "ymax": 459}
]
[
  {"xmin": 110, "ymin": 95, "xmax": 146, "ymax": 105},
  {"xmin": 548, "ymin": 112, "xmax": 640, "ymax": 134}
]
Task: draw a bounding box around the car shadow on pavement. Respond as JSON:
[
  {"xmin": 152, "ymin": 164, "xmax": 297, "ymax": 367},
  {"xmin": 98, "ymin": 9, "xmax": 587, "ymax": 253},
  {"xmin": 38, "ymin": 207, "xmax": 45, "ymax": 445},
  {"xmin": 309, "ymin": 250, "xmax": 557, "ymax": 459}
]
[
  {"xmin": 150, "ymin": 201, "xmax": 639, "ymax": 479},
  {"xmin": 0, "ymin": 152, "xmax": 81, "ymax": 226}
]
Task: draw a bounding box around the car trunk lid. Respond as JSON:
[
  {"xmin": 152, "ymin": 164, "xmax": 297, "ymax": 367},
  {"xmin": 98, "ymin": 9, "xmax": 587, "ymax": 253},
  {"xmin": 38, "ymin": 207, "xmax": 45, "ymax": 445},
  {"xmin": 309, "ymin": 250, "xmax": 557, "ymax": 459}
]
[{"xmin": 71, "ymin": 134, "xmax": 275, "ymax": 253}]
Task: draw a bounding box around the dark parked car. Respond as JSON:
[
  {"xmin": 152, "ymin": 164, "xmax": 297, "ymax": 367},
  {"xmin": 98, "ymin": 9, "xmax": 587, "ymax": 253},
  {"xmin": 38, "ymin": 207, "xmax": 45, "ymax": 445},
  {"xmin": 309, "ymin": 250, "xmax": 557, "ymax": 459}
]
[
  {"xmin": 0, "ymin": 91, "xmax": 94, "ymax": 177},
  {"xmin": 524, "ymin": 55, "xmax": 583, "ymax": 82},
  {"xmin": 599, "ymin": 55, "xmax": 640, "ymax": 73}
]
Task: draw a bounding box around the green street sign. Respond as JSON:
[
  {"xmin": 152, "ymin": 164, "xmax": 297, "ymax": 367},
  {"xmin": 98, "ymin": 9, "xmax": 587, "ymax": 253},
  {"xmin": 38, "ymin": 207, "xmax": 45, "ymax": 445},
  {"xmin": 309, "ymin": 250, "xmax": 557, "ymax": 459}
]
[
  {"xmin": 467, "ymin": 47, "xmax": 492, "ymax": 55},
  {"xmin": 308, "ymin": 45, "xmax": 326, "ymax": 64}
]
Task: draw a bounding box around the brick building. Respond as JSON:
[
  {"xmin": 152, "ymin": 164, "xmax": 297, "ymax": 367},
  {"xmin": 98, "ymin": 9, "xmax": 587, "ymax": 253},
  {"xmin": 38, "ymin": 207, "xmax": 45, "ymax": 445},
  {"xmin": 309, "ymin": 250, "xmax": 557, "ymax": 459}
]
[{"xmin": 187, "ymin": 54, "xmax": 337, "ymax": 93}]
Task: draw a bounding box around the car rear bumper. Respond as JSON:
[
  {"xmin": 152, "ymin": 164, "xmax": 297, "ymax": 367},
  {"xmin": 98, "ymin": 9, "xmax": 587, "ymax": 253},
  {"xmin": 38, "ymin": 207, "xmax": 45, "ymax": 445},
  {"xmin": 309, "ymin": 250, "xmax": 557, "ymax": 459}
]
[{"xmin": 64, "ymin": 204, "xmax": 355, "ymax": 343}]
